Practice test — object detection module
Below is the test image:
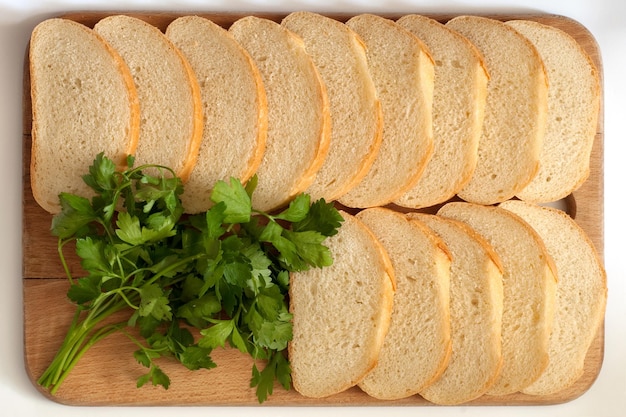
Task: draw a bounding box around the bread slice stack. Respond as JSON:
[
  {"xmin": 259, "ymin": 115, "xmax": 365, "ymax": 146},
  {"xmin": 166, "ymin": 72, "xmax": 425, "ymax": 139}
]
[
  {"xmin": 30, "ymin": 13, "xmax": 600, "ymax": 216},
  {"xmin": 288, "ymin": 200, "xmax": 603, "ymax": 401},
  {"xmin": 28, "ymin": 12, "xmax": 604, "ymax": 404}
]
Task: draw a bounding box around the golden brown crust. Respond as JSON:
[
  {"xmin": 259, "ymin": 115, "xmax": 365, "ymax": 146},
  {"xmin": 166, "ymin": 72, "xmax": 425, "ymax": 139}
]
[
  {"xmin": 239, "ymin": 43, "xmax": 268, "ymax": 185},
  {"xmin": 284, "ymin": 28, "xmax": 332, "ymax": 200},
  {"xmin": 159, "ymin": 30, "xmax": 204, "ymax": 183},
  {"xmin": 99, "ymin": 30, "xmax": 141, "ymax": 168}
]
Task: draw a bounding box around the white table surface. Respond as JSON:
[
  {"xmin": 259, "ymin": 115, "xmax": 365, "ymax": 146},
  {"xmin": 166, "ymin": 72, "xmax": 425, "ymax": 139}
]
[{"xmin": 2, "ymin": 1, "xmax": 624, "ymax": 416}]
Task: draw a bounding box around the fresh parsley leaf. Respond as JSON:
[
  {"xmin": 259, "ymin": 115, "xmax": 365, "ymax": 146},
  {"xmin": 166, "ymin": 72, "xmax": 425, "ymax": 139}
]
[
  {"xmin": 229, "ymin": 325, "xmax": 249, "ymax": 354},
  {"xmin": 211, "ymin": 177, "xmax": 252, "ymax": 224},
  {"xmin": 282, "ymin": 230, "xmax": 333, "ymax": 268},
  {"xmin": 256, "ymin": 315, "xmax": 292, "ymax": 351},
  {"xmin": 67, "ymin": 275, "xmax": 102, "ymax": 305},
  {"xmin": 136, "ymin": 362, "xmax": 170, "ymax": 389},
  {"xmin": 244, "ymin": 174, "xmax": 258, "ymax": 198},
  {"xmin": 138, "ymin": 284, "xmax": 172, "ymax": 321},
  {"xmin": 82, "ymin": 152, "xmax": 118, "ymax": 194},
  {"xmin": 204, "ymin": 202, "xmax": 227, "ymax": 240},
  {"xmin": 274, "ymin": 194, "xmax": 310, "ymax": 222},
  {"xmin": 199, "ymin": 319, "xmax": 234, "ymax": 349},
  {"xmin": 293, "ymin": 198, "xmax": 344, "ymax": 236},
  {"xmin": 251, "ymin": 352, "xmax": 291, "ymax": 404},
  {"xmin": 258, "ymin": 220, "xmax": 284, "ymax": 243},
  {"xmin": 75, "ymin": 237, "xmax": 117, "ymax": 278},
  {"xmin": 177, "ymin": 294, "xmax": 222, "ymax": 328},
  {"xmin": 178, "ymin": 345, "xmax": 216, "ymax": 371},
  {"xmin": 255, "ymin": 285, "xmax": 284, "ymax": 320},
  {"xmin": 51, "ymin": 193, "xmax": 96, "ymax": 239}
]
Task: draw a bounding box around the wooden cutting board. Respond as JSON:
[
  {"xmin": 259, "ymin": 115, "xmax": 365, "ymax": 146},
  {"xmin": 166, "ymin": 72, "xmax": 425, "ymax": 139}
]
[{"xmin": 22, "ymin": 12, "xmax": 605, "ymax": 406}]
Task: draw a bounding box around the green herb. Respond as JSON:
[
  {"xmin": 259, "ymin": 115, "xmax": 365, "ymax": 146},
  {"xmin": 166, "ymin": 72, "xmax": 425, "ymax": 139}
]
[{"xmin": 38, "ymin": 153, "xmax": 342, "ymax": 403}]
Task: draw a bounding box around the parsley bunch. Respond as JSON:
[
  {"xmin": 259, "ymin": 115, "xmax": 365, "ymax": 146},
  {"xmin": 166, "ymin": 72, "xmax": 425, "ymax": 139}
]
[{"xmin": 37, "ymin": 153, "xmax": 343, "ymax": 403}]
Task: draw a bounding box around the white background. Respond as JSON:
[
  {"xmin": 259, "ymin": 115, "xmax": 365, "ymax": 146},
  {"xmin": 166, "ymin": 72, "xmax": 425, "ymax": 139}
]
[{"xmin": 1, "ymin": 1, "xmax": 624, "ymax": 416}]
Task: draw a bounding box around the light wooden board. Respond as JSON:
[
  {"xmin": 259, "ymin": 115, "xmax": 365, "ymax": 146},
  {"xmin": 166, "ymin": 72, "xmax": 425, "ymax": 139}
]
[{"xmin": 22, "ymin": 12, "xmax": 605, "ymax": 406}]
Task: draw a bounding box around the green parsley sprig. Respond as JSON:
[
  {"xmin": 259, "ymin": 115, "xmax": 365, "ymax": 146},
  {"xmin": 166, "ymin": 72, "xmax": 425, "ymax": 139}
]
[{"xmin": 37, "ymin": 153, "xmax": 343, "ymax": 403}]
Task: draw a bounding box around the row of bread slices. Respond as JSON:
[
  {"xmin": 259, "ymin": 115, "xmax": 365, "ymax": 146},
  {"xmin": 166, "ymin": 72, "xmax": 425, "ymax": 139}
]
[
  {"xmin": 289, "ymin": 200, "xmax": 607, "ymax": 404},
  {"xmin": 29, "ymin": 12, "xmax": 600, "ymax": 215}
]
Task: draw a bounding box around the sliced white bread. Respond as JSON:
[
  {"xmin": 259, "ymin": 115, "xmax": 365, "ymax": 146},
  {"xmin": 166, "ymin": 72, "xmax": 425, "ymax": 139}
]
[
  {"xmin": 446, "ymin": 16, "xmax": 548, "ymax": 205},
  {"xmin": 166, "ymin": 16, "xmax": 268, "ymax": 213},
  {"xmin": 339, "ymin": 14, "xmax": 435, "ymax": 208},
  {"xmin": 499, "ymin": 200, "xmax": 607, "ymax": 395},
  {"xmin": 355, "ymin": 208, "xmax": 451, "ymax": 400},
  {"xmin": 229, "ymin": 16, "xmax": 331, "ymax": 212},
  {"xmin": 407, "ymin": 213, "xmax": 504, "ymax": 405},
  {"xmin": 437, "ymin": 202, "xmax": 557, "ymax": 396},
  {"xmin": 394, "ymin": 14, "xmax": 488, "ymax": 209},
  {"xmin": 93, "ymin": 15, "xmax": 203, "ymax": 183},
  {"xmin": 281, "ymin": 11, "xmax": 383, "ymax": 202},
  {"xmin": 289, "ymin": 210, "xmax": 395, "ymax": 398},
  {"xmin": 507, "ymin": 20, "xmax": 601, "ymax": 203},
  {"xmin": 29, "ymin": 18, "xmax": 140, "ymax": 213}
]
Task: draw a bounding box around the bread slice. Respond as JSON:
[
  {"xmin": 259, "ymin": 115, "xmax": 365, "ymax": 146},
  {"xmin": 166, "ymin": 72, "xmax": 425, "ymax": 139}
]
[
  {"xmin": 355, "ymin": 208, "xmax": 451, "ymax": 400},
  {"xmin": 166, "ymin": 16, "xmax": 267, "ymax": 213},
  {"xmin": 507, "ymin": 20, "xmax": 601, "ymax": 203},
  {"xmin": 29, "ymin": 18, "xmax": 140, "ymax": 213},
  {"xmin": 446, "ymin": 16, "xmax": 548, "ymax": 205},
  {"xmin": 499, "ymin": 200, "xmax": 607, "ymax": 395},
  {"xmin": 437, "ymin": 202, "xmax": 557, "ymax": 396},
  {"xmin": 407, "ymin": 213, "xmax": 504, "ymax": 405},
  {"xmin": 339, "ymin": 14, "xmax": 435, "ymax": 208},
  {"xmin": 229, "ymin": 16, "xmax": 331, "ymax": 212},
  {"xmin": 93, "ymin": 15, "xmax": 203, "ymax": 183},
  {"xmin": 281, "ymin": 12, "xmax": 383, "ymax": 202},
  {"xmin": 289, "ymin": 210, "xmax": 395, "ymax": 398},
  {"xmin": 394, "ymin": 14, "xmax": 488, "ymax": 209}
]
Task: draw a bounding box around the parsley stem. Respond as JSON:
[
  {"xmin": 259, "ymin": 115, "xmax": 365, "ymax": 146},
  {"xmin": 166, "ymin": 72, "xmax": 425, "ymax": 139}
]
[
  {"xmin": 49, "ymin": 323, "xmax": 124, "ymax": 395},
  {"xmin": 38, "ymin": 296, "xmax": 130, "ymax": 393},
  {"xmin": 144, "ymin": 253, "xmax": 205, "ymax": 287},
  {"xmin": 104, "ymin": 288, "xmax": 141, "ymax": 310},
  {"xmin": 57, "ymin": 238, "xmax": 77, "ymax": 284}
]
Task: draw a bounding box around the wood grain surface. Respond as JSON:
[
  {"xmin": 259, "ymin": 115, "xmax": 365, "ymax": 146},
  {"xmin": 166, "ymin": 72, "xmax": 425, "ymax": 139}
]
[{"xmin": 22, "ymin": 12, "xmax": 604, "ymax": 406}]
